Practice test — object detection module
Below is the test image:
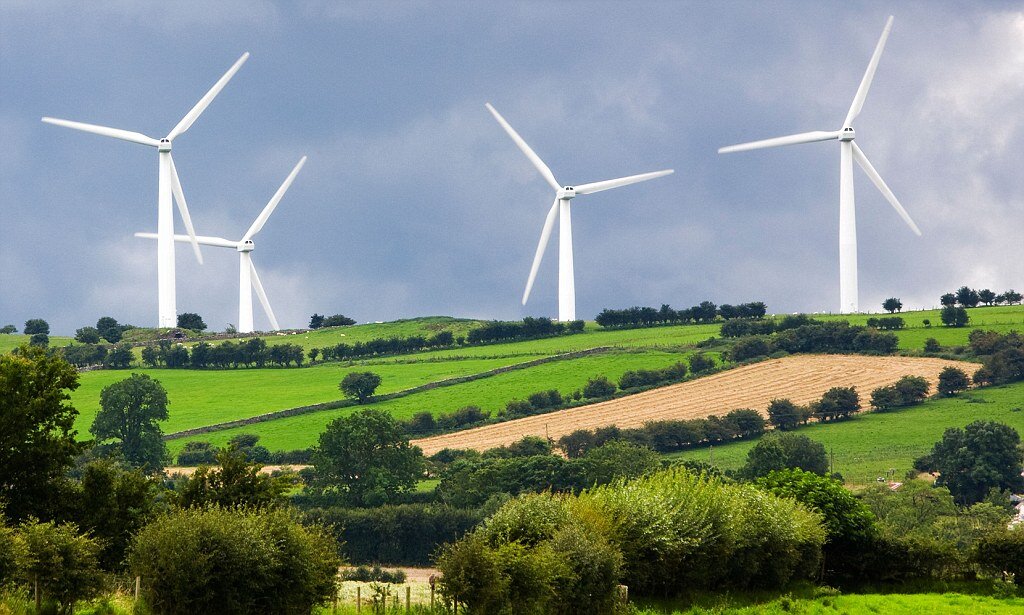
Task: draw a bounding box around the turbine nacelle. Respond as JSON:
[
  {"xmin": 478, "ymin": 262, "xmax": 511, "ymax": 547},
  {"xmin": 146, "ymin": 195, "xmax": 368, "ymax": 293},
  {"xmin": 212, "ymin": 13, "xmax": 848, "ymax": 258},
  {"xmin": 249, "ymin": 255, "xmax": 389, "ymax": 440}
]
[
  {"xmin": 838, "ymin": 127, "xmax": 856, "ymax": 142},
  {"xmin": 557, "ymin": 186, "xmax": 576, "ymax": 200},
  {"xmin": 237, "ymin": 239, "xmax": 255, "ymax": 253},
  {"xmin": 158, "ymin": 138, "xmax": 172, "ymax": 152}
]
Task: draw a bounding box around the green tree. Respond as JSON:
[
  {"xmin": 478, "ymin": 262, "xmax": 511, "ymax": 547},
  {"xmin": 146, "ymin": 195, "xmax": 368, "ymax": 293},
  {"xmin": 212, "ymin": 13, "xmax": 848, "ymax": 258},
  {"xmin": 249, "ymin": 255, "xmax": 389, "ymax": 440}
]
[
  {"xmin": 955, "ymin": 286, "xmax": 980, "ymax": 308},
  {"xmin": 767, "ymin": 398, "xmax": 802, "ymax": 430},
  {"xmin": 323, "ymin": 314, "xmax": 356, "ymax": 327},
  {"xmin": 582, "ymin": 375, "xmax": 616, "ymax": 399},
  {"xmin": 581, "ymin": 440, "xmax": 659, "ymax": 485},
  {"xmin": 0, "ymin": 324, "xmax": 16, "ymax": 334},
  {"xmin": 91, "ymin": 374, "xmax": 170, "ymax": 472},
  {"xmin": 75, "ymin": 459, "xmax": 160, "ymax": 570},
  {"xmin": 103, "ymin": 343, "xmax": 133, "ymax": 368},
  {"xmin": 339, "ymin": 371, "xmax": 382, "ymax": 403},
  {"xmin": 940, "ymin": 305, "xmax": 969, "ymax": 327},
  {"xmin": 176, "ymin": 312, "xmax": 207, "ymax": 332},
  {"xmin": 882, "ymin": 297, "xmax": 902, "ymax": 313},
  {"xmin": 978, "ymin": 289, "xmax": 997, "ymax": 306},
  {"xmin": 741, "ymin": 432, "xmax": 828, "ymax": 478},
  {"xmin": 175, "ymin": 445, "xmax": 288, "ymax": 509},
  {"xmin": 16, "ymin": 519, "xmax": 105, "ymax": 613},
  {"xmin": 309, "ymin": 408, "xmax": 425, "ymax": 506},
  {"xmin": 308, "ymin": 313, "xmax": 325, "ymax": 329},
  {"xmin": 29, "ymin": 333, "xmax": 49, "ymax": 347},
  {"xmin": 936, "ymin": 366, "xmax": 970, "ymax": 397},
  {"xmin": 939, "ymin": 293, "xmax": 956, "ymax": 308},
  {"xmin": 928, "ymin": 420, "xmax": 1024, "ymax": 505},
  {"xmin": 0, "ymin": 346, "xmax": 83, "ymax": 521},
  {"xmin": 23, "ymin": 318, "xmax": 49, "ymax": 335},
  {"xmin": 74, "ymin": 326, "xmax": 101, "ymax": 344},
  {"xmin": 1001, "ymin": 289, "xmax": 1022, "ymax": 305}
]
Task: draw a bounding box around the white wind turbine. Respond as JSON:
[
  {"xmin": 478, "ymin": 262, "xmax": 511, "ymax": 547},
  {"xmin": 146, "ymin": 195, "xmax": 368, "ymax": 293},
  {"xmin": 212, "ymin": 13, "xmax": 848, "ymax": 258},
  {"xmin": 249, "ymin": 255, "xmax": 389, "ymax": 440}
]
[
  {"xmin": 718, "ymin": 16, "xmax": 920, "ymax": 313},
  {"xmin": 486, "ymin": 103, "xmax": 674, "ymax": 322},
  {"xmin": 135, "ymin": 156, "xmax": 307, "ymax": 334},
  {"xmin": 42, "ymin": 53, "xmax": 250, "ymax": 328}
]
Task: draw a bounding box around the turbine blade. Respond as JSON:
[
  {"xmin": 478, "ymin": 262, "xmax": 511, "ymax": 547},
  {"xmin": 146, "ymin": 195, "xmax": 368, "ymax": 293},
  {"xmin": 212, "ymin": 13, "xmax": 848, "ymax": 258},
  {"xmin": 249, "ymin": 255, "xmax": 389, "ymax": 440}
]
[
  {"xmin": 134, "ymin": 232, "xmax": 240, "ymax": 248},
  {"xmin": 249, "ymin": 258, "xmax": 280, "ymax": 331},
  {"xmin": 522, "ymin": 198, "xmax": 560, "ymax": 305},
  {"xmin": 485, "ymin": 103, "xmax": 560, "ymax": 191},
  {"xmin": 168, "ymin": 154, "xmax": 204, "ymax": 264},
  {"xmin": 41, "ymin": 117, "xmax": 160, "ymax": 147},
  {"xmin": 718, "ymin": 130, "xmax": 841, "ymax": 154},
  {"xmin": 166, "ymin": 52, "xmax": 250, "ymax": 140},
  {"xmin": 575, "ymin": 169, "xmax": 674, "ymax": 195},
  {"xmin": 844, "ymin": 16, "xmax": 894, "ymax": 127},
  {"xmin": 851, "ymin": 141, "xmax": 921, "ymax": 236},
  {"xmin": 242, "ymin": 156, "xmax": 307, "ymax": 241}
]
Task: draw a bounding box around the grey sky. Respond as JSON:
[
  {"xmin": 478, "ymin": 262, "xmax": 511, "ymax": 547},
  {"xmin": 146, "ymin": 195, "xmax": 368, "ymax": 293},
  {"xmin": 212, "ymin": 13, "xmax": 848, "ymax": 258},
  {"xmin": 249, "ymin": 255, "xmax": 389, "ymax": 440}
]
[{"xmin": 1, "ymin": 1, "xmax": 1021, "ymax": 334}]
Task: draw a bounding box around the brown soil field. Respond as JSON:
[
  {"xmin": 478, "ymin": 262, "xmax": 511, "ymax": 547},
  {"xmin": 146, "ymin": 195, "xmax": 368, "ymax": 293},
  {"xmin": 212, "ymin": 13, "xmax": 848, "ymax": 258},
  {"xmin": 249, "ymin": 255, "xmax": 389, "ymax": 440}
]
[{"xmin": 411, "ymin": 354, "xmax": 968, "ymax": 455}]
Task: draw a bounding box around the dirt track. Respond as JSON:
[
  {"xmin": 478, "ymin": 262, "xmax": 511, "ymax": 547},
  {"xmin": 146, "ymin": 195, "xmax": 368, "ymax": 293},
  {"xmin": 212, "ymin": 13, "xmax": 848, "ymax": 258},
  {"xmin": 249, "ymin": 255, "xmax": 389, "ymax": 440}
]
[{"xmin": 411, "ymin": 354, "xmax": 968, "ymax": 455}]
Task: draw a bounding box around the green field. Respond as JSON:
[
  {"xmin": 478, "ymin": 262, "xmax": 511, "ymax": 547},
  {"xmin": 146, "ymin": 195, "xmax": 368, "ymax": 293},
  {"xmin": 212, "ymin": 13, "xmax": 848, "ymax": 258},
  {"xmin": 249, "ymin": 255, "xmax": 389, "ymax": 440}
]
[
  {"xmin": 672, "ymin": 380, "xmax": 1024, "ymax": 484},
  {"xmin": 0, "ymin": 333, "xmax": 73, "ymax": 354}
]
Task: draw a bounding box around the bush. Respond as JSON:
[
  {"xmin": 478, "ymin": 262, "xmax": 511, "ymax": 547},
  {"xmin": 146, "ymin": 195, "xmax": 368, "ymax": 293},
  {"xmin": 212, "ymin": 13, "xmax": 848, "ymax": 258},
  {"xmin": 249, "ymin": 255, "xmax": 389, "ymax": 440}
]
[
  {"xmin": 731, "ymin": 336, "xmax": 773, "ymax": 361},
  {"xmin": 741, "ymin": 432, "xmax": 829, "ymax": 478},
  {"xmin": 688, "ymin": 353, "xmax": 716, "ymax": 374},
  {"xmin": 340, "ymin": 565, "xmax": 407, "ymax": 584},
  {"xmin": 582, "ymin": 376, "xmax": 617, "ymax": 399},
  {"xmin": 339, "ymin": 371, "xmax": 381, "ymax": 403},
  {"xmin": 128, "ymin": 507, "xmax": 340, "ymax": 615},
  {"xmin": 937, "ymin": 366, "xmax": 970, "ymax": 397},
  {"xmin": 0, "ymin": 521, "xmax": 24, "ymax": 587},
  {"xmin": 16, "ymin": 520, "xmax": 105, "ymax": 612},
  {"xmin": 924, "ymin": 338, "xmax": 940, "ymax": 352},
  {"xmin": 973, "ymin": 528, "xmax": 1024, "ymax": 584},
  {"xmin": 176, "ymin": 441, "xmax": 218, "ymax": 465}
]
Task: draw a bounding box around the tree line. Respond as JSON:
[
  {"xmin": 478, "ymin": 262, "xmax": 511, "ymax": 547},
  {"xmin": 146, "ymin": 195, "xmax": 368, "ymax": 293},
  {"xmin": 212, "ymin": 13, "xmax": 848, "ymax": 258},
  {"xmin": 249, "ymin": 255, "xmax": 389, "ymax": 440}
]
[
  {"xmin": 595, "ymin": 300, "xmax": 767, "ymax": 328},
  {"xmin": 726, "ymin": 318, "xmax": 900, "ymax": 361},
  {"xmin": 941, "ymin": 286, "xmax": 1021, "ymax": 308}
]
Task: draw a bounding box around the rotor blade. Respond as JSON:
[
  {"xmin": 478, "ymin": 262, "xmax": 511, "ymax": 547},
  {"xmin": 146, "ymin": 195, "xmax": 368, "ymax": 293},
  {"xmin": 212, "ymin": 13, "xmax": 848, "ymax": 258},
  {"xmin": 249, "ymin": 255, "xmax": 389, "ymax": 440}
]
[
  {"xmin": 718, "ymin": 130, "xmax": 841, "ymax": 154},
  {"xmin": 243, "ymin": 156, "xmax": 307, "ymax": 241},
  {"xmin": 851, "ymin": 141, "xmax": 921, "ymax": 236},
  {"xmin": 168, "ymin": 154, "xmax": 204, "ymax": 264},
  {"xmin": 41, "ymin": 117, "xmax": 160, "ymax": 147},
  {"xmin": 166, "ymin": 52, "xmax": 250, "ymax": 140},
  {"xmin": 134, "ymin": 232, "xmax": 239, "ymax": 248},
  {"xmin": 485, "ymin": 103, "xmax": 560, "ymax": 191},
  {"xmin": 575, "ymin": 169, "xmax": 674, "ymax": 195},
  {"xmin": 249, "ymin": 258, "xmax": 280, "ymax": 331},
  {"xmin": 522, "ymin": 198, "xmax": 560, "ymax": 305},
  {"xmin": 844, "ymin": 16, "xmax": 894, "ymax": 127}
]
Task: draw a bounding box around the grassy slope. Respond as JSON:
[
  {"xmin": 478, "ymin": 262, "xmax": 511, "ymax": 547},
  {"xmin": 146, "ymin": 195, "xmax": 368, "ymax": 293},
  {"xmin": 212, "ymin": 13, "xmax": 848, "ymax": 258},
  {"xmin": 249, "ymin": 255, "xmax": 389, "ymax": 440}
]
[
  {"xmin": 670, "ymin": 381, "xmax": 1024, "ymax": 484},
  {"xmin": 0, "ymin": 334, "xmax": 73, "ymax": 354},
  {"xmin": 165, "ymin": 349, "xmax": 699, "ymax": 454}
]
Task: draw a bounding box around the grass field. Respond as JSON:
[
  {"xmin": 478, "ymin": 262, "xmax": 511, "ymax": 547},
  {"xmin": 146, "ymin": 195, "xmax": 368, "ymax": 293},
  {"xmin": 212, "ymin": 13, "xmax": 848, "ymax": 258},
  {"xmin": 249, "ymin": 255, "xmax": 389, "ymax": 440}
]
[
  {"xmin": 0, "ymin": 333, "xmax": 73, "ymax": 354},
  {"xmin": 671, "ymin": 380, "xmax": 1024, "ymax": 484}
]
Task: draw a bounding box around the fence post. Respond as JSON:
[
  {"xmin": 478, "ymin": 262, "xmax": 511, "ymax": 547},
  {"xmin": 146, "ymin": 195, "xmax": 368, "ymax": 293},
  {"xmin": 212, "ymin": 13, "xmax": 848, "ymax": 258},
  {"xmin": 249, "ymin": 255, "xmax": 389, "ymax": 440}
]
[
  {"xmin": 406, "ymin": 585, "xmax": 411, "ymax": 612},
  {"xmin": 430, "ymin": 584, "xmax": 435, "ymax": 609},
  {"xmin": 134, "ymin": 575, "xmax": 141, "ymax": 600},
  {"xmin": 356, "ymin": 586, "xmax": 361, "ymax": 613}
]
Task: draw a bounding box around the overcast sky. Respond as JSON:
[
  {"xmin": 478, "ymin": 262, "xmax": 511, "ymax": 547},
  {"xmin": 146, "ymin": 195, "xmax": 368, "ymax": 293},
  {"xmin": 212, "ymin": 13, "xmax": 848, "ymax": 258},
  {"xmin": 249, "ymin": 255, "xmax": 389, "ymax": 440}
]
[{"xmin": 1, "ymin": 1, "xmax": 1021, "ymax": 334}]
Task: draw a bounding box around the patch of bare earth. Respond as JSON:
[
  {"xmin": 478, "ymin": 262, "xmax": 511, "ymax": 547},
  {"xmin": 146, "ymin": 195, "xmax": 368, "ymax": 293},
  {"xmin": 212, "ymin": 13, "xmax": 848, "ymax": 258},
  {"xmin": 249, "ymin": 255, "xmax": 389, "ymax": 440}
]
[{"xmin": 412, "ymin": 354, "xmax": 968, "ymax": 455}]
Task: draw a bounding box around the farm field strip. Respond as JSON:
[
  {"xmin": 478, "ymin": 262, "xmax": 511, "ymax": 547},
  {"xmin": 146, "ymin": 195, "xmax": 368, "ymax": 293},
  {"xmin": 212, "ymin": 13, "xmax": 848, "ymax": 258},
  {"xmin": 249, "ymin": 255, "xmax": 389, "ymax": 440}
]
[
  {"xmin": 165, "ymin": 349, "xmax": 698, "ymax": 454},
  {"xmin": 410, "ymin": 355, "xmax": 967, "ymax": 455},
  {"xmin": 670, "ymin": 380, "xmax": 1024, "ymax": 485}
]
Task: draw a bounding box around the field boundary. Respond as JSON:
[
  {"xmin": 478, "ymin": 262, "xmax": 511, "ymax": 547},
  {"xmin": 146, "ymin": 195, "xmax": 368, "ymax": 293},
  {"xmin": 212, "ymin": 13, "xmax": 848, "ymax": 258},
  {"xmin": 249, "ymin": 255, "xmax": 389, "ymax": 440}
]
[{"xmin": 164, "ymin": 346, "xmax": 613, "ymax": 440}]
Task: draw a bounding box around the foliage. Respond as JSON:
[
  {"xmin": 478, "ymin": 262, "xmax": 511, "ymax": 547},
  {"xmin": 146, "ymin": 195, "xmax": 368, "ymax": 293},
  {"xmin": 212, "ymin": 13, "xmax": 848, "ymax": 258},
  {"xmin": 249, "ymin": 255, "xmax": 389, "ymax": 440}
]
[
  {"xmin": 174, "ymin": 445, "xmax": 289, "ymax": 509},
  {"xmin": 595, "ymin": 301, "xmax": 766, "ymax": 329},
  {"xmin": 322, "ymin": 314, "xmax": 357, "ymax": 327},
  {"xmin": 0, "ymin": 324, "xmax": 17, "ymax": 334},
  {"xmin": 883, "ymin": 297, "xmax": 903, "ymax": 313},
  {"xmin": 91, "ymin": 374, "xmax": 169, "ymax": 472},
  {"xmin": 582, "ymin": 375, "xmax": 616, "ymax": 399},
  {"xmin": 973, "ymin": 527, "xmax": 1024, "ymax": 585},
  {"xmin": 74, "ymin": 459, "xmax": 160, "ymax": 570},
  {"xmin": 176, "ymin": 441, "xmax": 217, "ymax": 465},
  {"xmin": 309, "ymin": 408, "xmax": 425, "ymax": 507},
  {"xmin": 339, "ymin": 371, "xmax": 382, "ymax": 403},
  {"xmin": 16, "ymin": 519, "xmax": 104, "ymax": 613},
  {"xmin": 29, "ymin": 333, "xmax": 49, "ymax": 347},
  {"xmin": 340, "ymin": 565, "xmax": 406, "ymax": 583},
  {"xmin": 767, "ymin": 398, "xmax": 805, "ymax": 431},
  {"xmin": 23, "ymin": 319, "xmax": 49, "ymax": 335},
  {"xmin": 926, "ymin": 420, "xmax": 1024, "ymax": 505},
  {"xmin": 937, "ymin": 366, "xmax": 970, "ymax": 397},
  {"xmin": 740, "ymin": 432, "xmax": 829, "ymax": 478},
  {"xmin": 618, "ymin": 362, "xmax": 687, "ymax": 390},
  {"xmin": 579, "ymin": 440, "xmax": 660, "ymax": 485},
  {"xmin": 74, "ymin": 326, "xmax": 101, "ymax": 344},
  {"xmin": 175, "ymin": 312, "xmax": 206, "ymax": 332},
  {"xmin": 941, "ymin": 306, "xmax": 969, "ymax": 327},
  {"xmin": 812, "ymin": 386, "xmax": 860, "ymax": 422},
  {"xmin": 870, "ymin": 376, "xmax": 930, "ymax": 412},
  {"xmin": 466, "ymin": 317, "xmax": 583, "ymax": 344},
  {"xmin": 127, "ymin": 507, "xmax": 340, "ymax": 615},
  {"xmin": 0, "ymin": 346, "xmax": 82, "ymax": 522}
]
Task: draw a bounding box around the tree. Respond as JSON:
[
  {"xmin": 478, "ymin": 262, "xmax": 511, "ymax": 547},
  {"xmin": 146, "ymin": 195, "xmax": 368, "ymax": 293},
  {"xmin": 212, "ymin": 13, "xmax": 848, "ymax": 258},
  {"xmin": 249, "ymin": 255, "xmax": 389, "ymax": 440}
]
[
  {"xmin": 75, "ymin": 459, "xmax": 160, "ymax": 570},
  {"xmin": 308, "ymin": 313, "xmax": 325, "ymax": 329},
  {"xmin": 339, "ymin": 371, "xmax": 382, "ymax": 403},
  {"xmin": 29, "ymin": 333, "xmax": 50, "ymax": 347},
  {"xmin": 0, "ymin": 346, "xmax": 83, "ymax": 521},
  {"xmin": 689, "ymin": 353, "xmax": 716, "ymax": 374},
  {"xmin": 323, "ymin": 314, "xmax": 356, "ymax": 327},
  {"xmin": 940, "ymin": 305, "xmax": 969, "ymax": 327},
  {"xmin": 882, "ymin": 297, "xmax": 902, "ymax": 313},
  {"xmin": 927, "ymin": 420, "xmax": 1024, "ymax": 505},
  {"xmin": 0, "ymin": 324, "xmax": 16, "ymax": 334},
  {"xmin": 16, "ymin": 519, "xmax": 105, "ymax": 612},
  {"xmin": 103, "ymin": 343, "xmax": 133, "ymax": 369},
  {"xmin": 23, "ymin": 318, "xmax": 50, "ymax": 335},
  {"xmin": 176, "ymin": 445, "xmax": 289, "ymax": 509},
  {"xmin": 581, "ymin": 441, "xmax": 659, "ymax": 485},
  {"xmin": 582, "ymin": 375, "xmax": 616, "ymax": 399},
  {"xmin": 176, "ymin": 312, "xmax": 207, "ymax": 332},
  {"xmin": 1001, "ymin": 289, "xmax": 1022, "ymax": 305},
  {"xmin": 978, "ymin": 289, "xmax": 997, "ymax": 306},
  {"xmin": 955, "ymin": 286, "xmax": 980, "ymax": 308},
  {"xmin": 814, "ymin": 386, "xmax": 860, "ymax": 421},
  {"xmin": 939, "ymin": 293, "xmax": 956, "ymax": 308},
  {"xmin": 924, "ymin": 338, "xmax": 941, "ymax": 352},
  {"xmin": 936, "ymin": 366, "xmax": 970, "ymax": 397},
  {"xmin": 309, "ymin": 408, "xmax": 425, "ymax": 506},
  {"xmin": 741, "ymin": 432, "xmax": 828, "ymax": 478},
  {"xmin": 767, "ymin": 398, "xmax": 803, "ymax": 431},
  {"xmin": 91, "ymin": 374, "xmax": 170, "ymax": 472}
]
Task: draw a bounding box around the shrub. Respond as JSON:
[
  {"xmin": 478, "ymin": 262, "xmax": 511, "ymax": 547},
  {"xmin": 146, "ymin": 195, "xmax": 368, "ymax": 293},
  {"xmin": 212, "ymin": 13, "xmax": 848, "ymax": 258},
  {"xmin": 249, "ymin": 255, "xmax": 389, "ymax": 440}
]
[
  {"xmin": 339, "ymin": 371, "xmax": 381, "ymax": 403},
  {"xmin": 16, "ymin": 520, "xmax": 104, "ymax": 612},
  {"xmin": 741, "ymin": 432, "xmax": 829, "ymax": 478},
  {"xmin": 688, "ymin": 353, "xmax": 716, "ymax": 374},
  {"xmin": 937, "ymin": 366, "xmax": 970, "ymax": 397},
  {"xmin": 767, "ymin": 398, "xmax": 803, "ymax": 430},
  {"xmin": 128, "ymin": 507, "xmax": 340, "ymax": 615},
  {"xmin": 0, "ymin": 521, "xmax": 24, "ymax": 587},
  {"xmin": 813, "ymin": 386, "xmax": 860, "ymax": 421},
  {"xmin": 924, "ymin": 338, "xmax": 941, "ymax": 352},
  {"xmin": 176, "ymin": 441, "xmax": 218, "ymax": 465},
  {"xmin": 340, "ymin": 565, "xmax": 407, "ymax": 583},
  {"xmin": 973, "ymin": 528, "xmax": 1024, "ymax": 584},
  {"xmin": 582, "ymin": 376, "xmax": 616, "ymax": 399},
  {"xmin": 731, "ymin": 336, "xmax": 773, "ymax": 361}
]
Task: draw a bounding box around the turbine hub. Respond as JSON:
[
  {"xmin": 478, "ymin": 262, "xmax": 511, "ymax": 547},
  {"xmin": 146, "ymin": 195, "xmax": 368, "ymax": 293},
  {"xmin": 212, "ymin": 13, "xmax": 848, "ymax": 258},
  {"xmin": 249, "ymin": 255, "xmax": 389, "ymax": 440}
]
[
  {"xmin": 838, "ymin": 127, "xmax": 856, "ymax": 142},
  {"xmin": 557, "ymin": 186, "xmax": 576, "ymax": 200},
  {"xmin": 158, "ymin": 138, "xmax": 172, "ymax": 152},
  {"xmin": 237, "ymin": 240, "xmax": 254, "ymax": 253}
]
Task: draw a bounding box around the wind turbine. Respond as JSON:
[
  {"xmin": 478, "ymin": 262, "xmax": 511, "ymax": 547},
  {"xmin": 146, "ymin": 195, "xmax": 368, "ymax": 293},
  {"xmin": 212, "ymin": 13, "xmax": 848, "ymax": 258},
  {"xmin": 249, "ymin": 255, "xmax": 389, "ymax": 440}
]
[
  {"xmin": 42, "ymin": 52, "xmax": 250, "ymax": 327},
  {"xmin": 718, "ymin": 16, "xmax": 920, "ymax": 313},
  {"xmin": 135, "ymin": 156, "xmax": 307, "ymax": 334},
  {"xmin": 486, "ymin": 103, "xmax": 674, "ymax": 322}
]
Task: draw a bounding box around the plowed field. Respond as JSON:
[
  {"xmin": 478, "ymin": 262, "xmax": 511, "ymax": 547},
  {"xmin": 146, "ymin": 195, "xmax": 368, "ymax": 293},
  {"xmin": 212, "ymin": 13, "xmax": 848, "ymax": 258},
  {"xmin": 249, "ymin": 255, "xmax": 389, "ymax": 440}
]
[{"xmin": 412, "ymin": 354, "xmax": 968, "ymax": 455}]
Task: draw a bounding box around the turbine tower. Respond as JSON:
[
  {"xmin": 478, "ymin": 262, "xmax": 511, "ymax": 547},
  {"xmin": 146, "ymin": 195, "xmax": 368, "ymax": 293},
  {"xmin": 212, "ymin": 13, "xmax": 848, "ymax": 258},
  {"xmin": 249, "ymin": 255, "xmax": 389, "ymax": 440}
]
[
  {"xmin": 136, "ymin": 156, "xmax": 307, "ymax": 334},
  {"xmin": 42, "ymin": 53, "xmax": 250, "ymax": 327},
  {"xmin": 718, "ymin": 16, "xmax": 920, "ymax": 313},
  {"xmin": 486, "ymin": 103, "xmax": 673, "ymax": 322}
]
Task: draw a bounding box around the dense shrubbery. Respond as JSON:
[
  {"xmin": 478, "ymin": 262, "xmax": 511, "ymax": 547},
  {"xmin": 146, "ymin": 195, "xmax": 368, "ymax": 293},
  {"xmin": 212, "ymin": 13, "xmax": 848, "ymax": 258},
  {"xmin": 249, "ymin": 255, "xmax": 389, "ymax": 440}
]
[
  {"xmin": 340, "ymin": 564, "xmax": 407, "ymax": 583},
  {"xmin": 140, "ymin": 338, "xmax": 305, "ymax": 369},
  {"xmin": 467, "ymin": 316, "xmax": 585, "ymax": 343},
  {"xmin": 128, "ymin": 507, "xmax": 340, "ymax": 615},
  {"xmin": 618, "ymin": 362, "xmax": 688, "ymax": 390},
  {"xmin": 595, "ymin": 301, "xmax": 766, "ymax": 329},
  {"xmin": 6, "ymin": 519, "xmax": 105, "ymax": 612},
  {"xmin": 941, "ymin": 286, "xmax": 1020, "ymax": 308},
  {"xmin": 740, "ymin": 432, "xmax": 829, "ymax": 478},
  {"xmin": 866, "ymin": 316, "xmax": 905, "ymax": 330},
  {"xmin": 969, "ymin": 330, "xmax": 1024, "ymax": 386},
  {"xmin": 724, "ymin": 320, "xmax": 899, "ymax": 360}
]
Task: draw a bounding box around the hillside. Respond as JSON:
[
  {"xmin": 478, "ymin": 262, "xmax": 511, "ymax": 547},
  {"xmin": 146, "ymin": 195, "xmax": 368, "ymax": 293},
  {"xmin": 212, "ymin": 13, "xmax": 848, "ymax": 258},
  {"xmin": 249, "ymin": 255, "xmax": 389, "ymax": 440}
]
[{"xmin": 410, "ymin": 354, "xmax": 966, "ymax": 455}]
